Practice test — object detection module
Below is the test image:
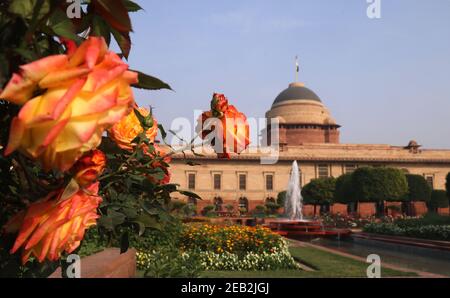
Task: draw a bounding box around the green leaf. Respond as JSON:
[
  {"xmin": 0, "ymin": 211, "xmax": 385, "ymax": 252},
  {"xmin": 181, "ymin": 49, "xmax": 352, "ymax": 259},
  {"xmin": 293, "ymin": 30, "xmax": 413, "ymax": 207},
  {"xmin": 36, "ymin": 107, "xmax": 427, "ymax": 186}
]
[
  {"xmin": 158, "ymin": 124, "xmax": 167, "ymax": 139},
  {"xmin": 93, "ymin": 0, "xmax": 132, "ymax": 33},
  {"xmin": 177, "ymin": 190, "xmax": 202, "ymax": 200},
  {"xmin": 124, "ymin": 0, "xmax": 143, "ymax": 12},
  {"xmin": 60, "ymin": 179, "xmax": 80, "ymax": 202},
  {"xmin": 133, "ymin": 221, "xmax": 146, "ymax": 236},
  {"xmin": 131, "ymin": 70, "xmax": 172, "ymax": 91},
  {"xmin": 111, "ymin": 28, "xmax": 131, "ymax": 59},
  {"xmin": 97, "ymin": 216, "xmax": 114, "ymax": 231},
  {"xmin": 48, "ymin": 8, "xmax": 81, "ymax": 42},
  {"xmin": 91, "ymin": 15, "xmax": 111, "ymax": 45},
  {"xmin": 108, "ymin": 209, "xmax": 126, "ymax": 226},
  {"xmin": 136, "ymin": 214, "xmax": 162, "ymax": 230}
]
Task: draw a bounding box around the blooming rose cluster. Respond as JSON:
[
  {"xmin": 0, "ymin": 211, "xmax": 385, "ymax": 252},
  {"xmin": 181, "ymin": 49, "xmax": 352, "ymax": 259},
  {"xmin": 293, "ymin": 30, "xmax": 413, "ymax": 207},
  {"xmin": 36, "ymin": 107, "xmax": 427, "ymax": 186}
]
[{"xmin": 1, "ymin": 36, "xmax": 137, "ymax": 171}]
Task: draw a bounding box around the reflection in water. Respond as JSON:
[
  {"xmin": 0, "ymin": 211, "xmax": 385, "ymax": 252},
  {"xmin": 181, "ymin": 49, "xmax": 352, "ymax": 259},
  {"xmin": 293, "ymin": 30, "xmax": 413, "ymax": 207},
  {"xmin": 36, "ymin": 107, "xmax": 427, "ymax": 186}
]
[{"xmin": 311, "ymin": 237, "xmax": 450, "ymax": 276}]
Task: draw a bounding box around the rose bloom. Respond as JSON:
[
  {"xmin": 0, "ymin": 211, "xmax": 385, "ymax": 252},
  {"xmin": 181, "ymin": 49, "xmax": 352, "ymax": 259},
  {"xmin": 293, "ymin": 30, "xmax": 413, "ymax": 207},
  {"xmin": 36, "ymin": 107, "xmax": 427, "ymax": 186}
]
[
  {"xmin": 108, "ymin": 106, "xmax": 158, "ymax": 151},
  {"xmin": 198, "ymin": 94, "xmax": 250, "ymax": 159},
  {"xmin": 71, "ymin": 149, "xmax": 106, "ymax": 187},
  {"xmin": 3, "ymin": 183, "xmax": 102, "ymax": 264},
  {"xmin": 0, "ymin": 36, "xmax": 138, "ymax": 171}
]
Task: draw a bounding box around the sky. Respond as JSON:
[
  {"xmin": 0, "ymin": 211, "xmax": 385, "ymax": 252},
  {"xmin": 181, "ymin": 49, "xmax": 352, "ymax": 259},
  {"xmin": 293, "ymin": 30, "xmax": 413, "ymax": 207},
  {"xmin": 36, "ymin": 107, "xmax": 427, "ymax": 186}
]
[{"xmin": 124, "ymin": 0, "xmax": 450, "ymax": 148}]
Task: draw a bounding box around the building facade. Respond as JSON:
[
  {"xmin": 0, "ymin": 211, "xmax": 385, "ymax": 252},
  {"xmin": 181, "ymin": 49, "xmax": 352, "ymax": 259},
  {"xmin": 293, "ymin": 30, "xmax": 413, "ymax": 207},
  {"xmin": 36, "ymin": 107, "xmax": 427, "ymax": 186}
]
[{"xmin": 169, "ymin": 81, "xmax": 450, "ymax": 215}]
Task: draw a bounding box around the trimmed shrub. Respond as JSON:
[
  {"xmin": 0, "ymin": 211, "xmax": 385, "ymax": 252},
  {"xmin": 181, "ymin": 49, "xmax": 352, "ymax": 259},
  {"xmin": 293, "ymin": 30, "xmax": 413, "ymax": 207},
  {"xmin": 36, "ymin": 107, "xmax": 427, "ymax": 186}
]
[
  {"xmin": 429, "ymin": 190, "xmax": 449, "ymax": 211},
  {"xmin": 301, "ymin": 177, "xmax": 337, "ymax": 205},
  {"xmin": 405, "ymin": 174, "xmax": 432, "ymax": 202},
  {"xmin": 334, "ymin": 173, "xmax": 354, "ymax": 203},
  {"xmin": 277, "ymin": 191, "xmax": 286, "ymax": 207},
  {"xmin": 352, "ymin": 167, "xmax": 408, "ymax": 202}
]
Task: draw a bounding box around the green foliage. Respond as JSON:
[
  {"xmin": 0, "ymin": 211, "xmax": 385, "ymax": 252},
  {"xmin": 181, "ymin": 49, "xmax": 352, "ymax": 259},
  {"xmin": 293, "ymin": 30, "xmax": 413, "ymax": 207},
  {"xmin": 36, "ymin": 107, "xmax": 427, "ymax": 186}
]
[
  {"xmin": 253, "ymin": 205, "xmax": 266, "ymax": 217},
  {"xmin": 404, "ymin": 174, "xmax": 432, "ymax": 202},
  {"xmin": 202, "ymin": 205, "xmax": 215, "ymax": 214},
  {"xmin": 351, "ymin": 167, "xmax": 408, "ymax": 202},
  {"xmin": 301, "ymin": 177, "xmax": 336, "ymax": 205},
  {"xmin": 224, "ymin": 204, "xmax": 234, "ymax": 212},
  {"xmin": 363, "ymin": 222, "xmax": 450, "ymax": 241},
  {"xmin": 334, "ymin": 173, "xmax": 354, "ymax": 203},
  {"xmin": 277, "ymin": 191, "xmax": 286, "ymax": 207},
  {"xmin": 137, "ymin": 247, "xmax": 202, "ymax": 278},
  {"xmin": 429, "ymin": 190, "xmax": 449, "ymax": 210},
  {"xmin": 395, "ymin": 213, "xmax": 450, "ymax": 228},
  {"xmin": 265, "ymin": 201, "xmax": 280, "ymax": 215}
]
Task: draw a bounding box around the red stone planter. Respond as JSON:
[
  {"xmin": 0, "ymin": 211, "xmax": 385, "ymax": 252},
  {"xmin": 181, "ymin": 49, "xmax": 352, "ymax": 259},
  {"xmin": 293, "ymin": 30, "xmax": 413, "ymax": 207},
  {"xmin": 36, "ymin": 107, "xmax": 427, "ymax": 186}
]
[{"xmin": 49, "ymin": 248, "xmax": 136, "ymax": 278}]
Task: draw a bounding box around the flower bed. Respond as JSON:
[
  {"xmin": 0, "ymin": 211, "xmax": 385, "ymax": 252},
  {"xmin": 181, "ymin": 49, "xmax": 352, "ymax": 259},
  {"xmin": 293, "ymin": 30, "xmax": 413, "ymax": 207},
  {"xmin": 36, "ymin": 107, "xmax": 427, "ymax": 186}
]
[{"xmin": 137, "ymin": 224, "xmax": 300, "ymax": 272}]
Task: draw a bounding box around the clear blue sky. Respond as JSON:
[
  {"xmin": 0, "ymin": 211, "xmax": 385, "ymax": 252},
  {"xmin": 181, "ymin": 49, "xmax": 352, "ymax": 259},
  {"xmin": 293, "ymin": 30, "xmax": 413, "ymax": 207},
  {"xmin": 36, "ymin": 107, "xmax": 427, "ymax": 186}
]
[{"xmin": 124, "ymin": 0, "xmax": 450, "ymax": 148}]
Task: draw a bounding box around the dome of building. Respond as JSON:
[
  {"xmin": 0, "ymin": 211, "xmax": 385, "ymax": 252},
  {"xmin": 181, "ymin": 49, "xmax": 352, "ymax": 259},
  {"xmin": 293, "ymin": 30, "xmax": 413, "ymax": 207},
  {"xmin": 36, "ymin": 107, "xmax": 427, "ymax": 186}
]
[
  {"xmin": 266, "ymin": 82, "xmax": 338, "ymax": 126},
  {"xmin": 273, "ymin": 82, "xmax": 321, "ymax": 105}
]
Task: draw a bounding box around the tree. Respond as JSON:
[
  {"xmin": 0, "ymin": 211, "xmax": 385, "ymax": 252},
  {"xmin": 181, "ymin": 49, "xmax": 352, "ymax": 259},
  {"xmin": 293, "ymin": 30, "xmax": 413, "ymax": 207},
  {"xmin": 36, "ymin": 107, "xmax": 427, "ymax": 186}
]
[
  {"xmin": 351, "ymin": 167, "xmax": 408, "ymax": 203},
  {"xmin": 334, "ymin": 173, "xmax": 354, "ymax": 203},
  {"xmin": 404, "ymin": 174, "xmax": 432, "ymax": 202},
  {"xmin": 301, "ymin": 177, "xmax": 336, "ymax": 214},
  {"xmin": 429, "ymin": 190, "xmax": 449, "ymax": 212}
]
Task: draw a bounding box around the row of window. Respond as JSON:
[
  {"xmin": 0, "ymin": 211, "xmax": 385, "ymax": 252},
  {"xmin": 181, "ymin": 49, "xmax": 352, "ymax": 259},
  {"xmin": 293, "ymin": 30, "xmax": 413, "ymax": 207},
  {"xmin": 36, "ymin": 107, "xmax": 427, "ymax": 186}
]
[
  {"xmin": 188, "ymin": 173, "xmax": 273, "ymax": 191},
  {"xmin": 187, "ymin": 165, "xmax": 435, "ymax": 190}
]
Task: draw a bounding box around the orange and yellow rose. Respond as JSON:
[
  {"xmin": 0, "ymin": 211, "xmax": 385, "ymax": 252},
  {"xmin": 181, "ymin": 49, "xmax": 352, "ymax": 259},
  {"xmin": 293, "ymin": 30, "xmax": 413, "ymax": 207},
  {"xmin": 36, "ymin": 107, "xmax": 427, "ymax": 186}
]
[
  {"xmin": 108, "ymin": 106, "xmax": 158, "ymax": 151},
  {"xmin": 198, "ymin": 93, "xmax": 250, "ymax": 159},
  {"xmin": 71, "ymin": 149, "xmax": 106, "ymax": 187},
  {"xmin": 0, "ymin": 36, "xmax": 138, "ymax": 171},
  {"xmin": 3, "ymin": 183, "xmax": 102, "ymax": 264}
]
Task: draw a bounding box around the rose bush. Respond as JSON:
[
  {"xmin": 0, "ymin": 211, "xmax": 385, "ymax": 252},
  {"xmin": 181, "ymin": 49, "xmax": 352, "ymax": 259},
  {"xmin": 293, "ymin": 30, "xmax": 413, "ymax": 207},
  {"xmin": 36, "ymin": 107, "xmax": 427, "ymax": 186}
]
[{"xmin": 0, "ymin": 0, "xmax": 250, "ymax": 277}]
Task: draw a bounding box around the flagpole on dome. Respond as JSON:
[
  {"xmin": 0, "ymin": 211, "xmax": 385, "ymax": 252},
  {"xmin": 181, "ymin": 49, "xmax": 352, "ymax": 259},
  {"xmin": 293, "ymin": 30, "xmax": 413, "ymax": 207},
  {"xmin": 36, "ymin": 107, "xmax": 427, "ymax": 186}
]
[{"xmin": 295, "ymin": 55, "xmax": 299, "ymax": 82}]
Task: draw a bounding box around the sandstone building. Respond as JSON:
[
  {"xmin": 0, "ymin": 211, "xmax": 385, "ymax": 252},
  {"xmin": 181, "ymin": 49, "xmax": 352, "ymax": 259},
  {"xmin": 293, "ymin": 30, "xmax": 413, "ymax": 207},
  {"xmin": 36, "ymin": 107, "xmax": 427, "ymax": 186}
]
[{"xmin": 169, "ymin": 81, "xmax": 450, "ymax": 216}]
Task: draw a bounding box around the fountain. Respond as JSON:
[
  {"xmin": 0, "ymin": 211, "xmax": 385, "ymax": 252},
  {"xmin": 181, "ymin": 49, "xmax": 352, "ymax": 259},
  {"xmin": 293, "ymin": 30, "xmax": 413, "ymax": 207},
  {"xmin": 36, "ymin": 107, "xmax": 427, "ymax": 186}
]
[
  {"xmin": 285, "ymin": 160, "xmax": 303, "ymax": 220},
  {"xmin": 267, "ymin": 161, "xmax": 352, "ymax": 239}
]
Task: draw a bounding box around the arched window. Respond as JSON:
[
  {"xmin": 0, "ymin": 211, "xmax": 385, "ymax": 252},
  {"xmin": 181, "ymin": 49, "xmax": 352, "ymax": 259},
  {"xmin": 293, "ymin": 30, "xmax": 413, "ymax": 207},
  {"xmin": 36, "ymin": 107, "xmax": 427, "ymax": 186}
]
[
  {"xmin": 238, "ymin": 197, "xmax": 249, "ymax": 213},
  {"xmin": 213, "ymin": 197, "xmax": 223, "ymax": 211}
]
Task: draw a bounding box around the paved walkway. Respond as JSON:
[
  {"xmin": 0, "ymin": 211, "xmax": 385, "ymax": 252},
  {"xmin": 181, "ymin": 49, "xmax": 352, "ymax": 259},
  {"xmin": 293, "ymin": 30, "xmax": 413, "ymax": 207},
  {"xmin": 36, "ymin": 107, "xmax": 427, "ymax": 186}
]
[{"xmin": 289, "ymin": 239, "xmax": 446, "ymax": 278}]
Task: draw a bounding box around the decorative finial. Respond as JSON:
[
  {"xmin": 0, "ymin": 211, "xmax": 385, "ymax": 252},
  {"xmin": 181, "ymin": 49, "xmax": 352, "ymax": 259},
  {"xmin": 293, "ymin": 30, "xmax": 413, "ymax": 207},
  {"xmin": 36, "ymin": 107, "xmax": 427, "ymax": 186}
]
[{"xmin": 295, "ymin": 55, "xmax": 299, "ymax": 82}]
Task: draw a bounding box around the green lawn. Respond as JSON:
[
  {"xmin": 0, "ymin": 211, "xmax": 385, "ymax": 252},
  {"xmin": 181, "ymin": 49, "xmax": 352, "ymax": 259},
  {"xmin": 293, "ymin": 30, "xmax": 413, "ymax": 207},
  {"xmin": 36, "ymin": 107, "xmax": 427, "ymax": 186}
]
[{"xmin": 201, "ymin": 246, "xmax": 417, "ymax": 278}]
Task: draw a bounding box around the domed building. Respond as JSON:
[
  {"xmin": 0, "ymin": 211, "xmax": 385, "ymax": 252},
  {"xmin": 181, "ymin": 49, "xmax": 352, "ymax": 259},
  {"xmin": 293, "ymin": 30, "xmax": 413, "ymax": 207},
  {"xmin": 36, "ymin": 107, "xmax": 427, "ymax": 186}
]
[
  {"xmin": 169, "ymin": 78, "xmax": 450, "ymax": 218},
  {"xmin": 266, "ymin": 82, "xmax": 340, "ymax": 146}
]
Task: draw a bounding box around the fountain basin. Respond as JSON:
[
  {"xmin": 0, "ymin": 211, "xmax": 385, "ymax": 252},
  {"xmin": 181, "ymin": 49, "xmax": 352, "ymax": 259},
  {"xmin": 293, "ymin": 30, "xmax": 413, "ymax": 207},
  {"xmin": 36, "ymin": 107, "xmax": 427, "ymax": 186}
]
[{"xmin": 267, "ymin": 219, "xmax": 352, "ymax": 239}]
